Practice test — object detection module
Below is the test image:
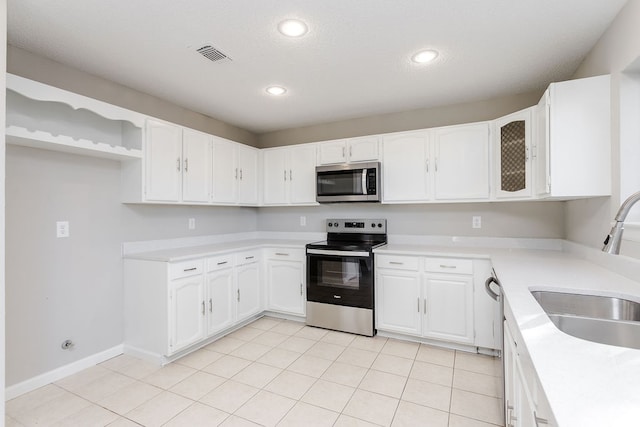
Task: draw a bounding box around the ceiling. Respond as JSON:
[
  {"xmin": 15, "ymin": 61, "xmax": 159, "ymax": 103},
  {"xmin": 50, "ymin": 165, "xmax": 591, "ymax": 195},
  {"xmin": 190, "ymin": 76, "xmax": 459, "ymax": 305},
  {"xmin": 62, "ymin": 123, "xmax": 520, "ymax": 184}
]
[{"xmin": 7, "ymin": 1, "xmax": 627, "ymax": 134}]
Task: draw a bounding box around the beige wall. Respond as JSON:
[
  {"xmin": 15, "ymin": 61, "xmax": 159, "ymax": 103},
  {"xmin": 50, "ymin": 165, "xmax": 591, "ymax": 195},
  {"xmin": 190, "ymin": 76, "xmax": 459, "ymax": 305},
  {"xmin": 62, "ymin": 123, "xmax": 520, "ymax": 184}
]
[
  {"xmin": 7, "ymin": 45, "xmax": 259, "ymax": 147},
  {"xmin": 567, "ymin": 0, "xmax": 640, "ymax": 254},
  {"xmin": 258, "ymin": 90, "xmax": 542, "ymax": 147}
]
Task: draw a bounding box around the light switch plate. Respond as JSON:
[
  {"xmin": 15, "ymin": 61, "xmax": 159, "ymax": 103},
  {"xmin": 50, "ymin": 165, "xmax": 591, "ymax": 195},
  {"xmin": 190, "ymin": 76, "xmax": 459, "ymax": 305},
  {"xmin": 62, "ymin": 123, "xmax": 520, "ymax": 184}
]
[
  {"xmin": 56, "ymin": 221, "xmax": 69, "ymax": 238},
  {"xmin": 188, "ymin": 218, "xmax": 196, "ymax": 230},
  {"xmin": 300, "ymin": 216, "xmax": 306, "ymax": 226},
  {"xmin": 472, "ymin": 216, "xmax": 482, "ymax": 229}
]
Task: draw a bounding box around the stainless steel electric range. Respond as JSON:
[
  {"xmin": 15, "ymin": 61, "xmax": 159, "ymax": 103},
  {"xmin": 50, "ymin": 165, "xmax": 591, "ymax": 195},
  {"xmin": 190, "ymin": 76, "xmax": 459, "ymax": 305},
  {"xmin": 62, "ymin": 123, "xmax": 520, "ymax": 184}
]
[{"xmin": 305, "ymin": 218, "xmax": 387, "ymax": 336}]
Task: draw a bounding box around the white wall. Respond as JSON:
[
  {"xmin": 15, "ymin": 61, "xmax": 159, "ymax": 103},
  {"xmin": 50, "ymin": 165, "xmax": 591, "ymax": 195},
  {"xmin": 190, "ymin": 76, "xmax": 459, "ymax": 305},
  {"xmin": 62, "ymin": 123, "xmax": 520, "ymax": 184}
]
[
  {"xmin": 1, "ymin": 0, "xmax": 7, "ymax": 417},
  {"xmin": 259, "ymin": 202, "xmax": 564, "ymax": 238},
  {"xmin": 567, "ymin": 0, "xmax": 640, "ymax": 256}
]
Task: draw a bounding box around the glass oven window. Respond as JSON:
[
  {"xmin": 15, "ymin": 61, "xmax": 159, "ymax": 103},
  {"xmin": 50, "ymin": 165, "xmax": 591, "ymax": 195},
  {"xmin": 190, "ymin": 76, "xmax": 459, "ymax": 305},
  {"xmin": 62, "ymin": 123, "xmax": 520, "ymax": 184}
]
[
  {"xmin": 318, "ymin": 259, "xmax": 360, "ymax": 289},
  {"xmin": 317, "ymin": 169, "xmax": 363, "ymax": 196}
]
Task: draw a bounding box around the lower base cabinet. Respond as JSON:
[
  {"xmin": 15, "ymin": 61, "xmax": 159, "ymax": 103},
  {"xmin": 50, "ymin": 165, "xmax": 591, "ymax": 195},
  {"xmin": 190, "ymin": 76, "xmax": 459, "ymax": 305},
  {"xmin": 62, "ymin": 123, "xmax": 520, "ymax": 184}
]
[
  {"xmin": 124, "ymin": 249, "xmax": 262, "ymax": 360},
  {"xmin": 265, "ymin": 248, "xmax": 306, "ymax": 316}
]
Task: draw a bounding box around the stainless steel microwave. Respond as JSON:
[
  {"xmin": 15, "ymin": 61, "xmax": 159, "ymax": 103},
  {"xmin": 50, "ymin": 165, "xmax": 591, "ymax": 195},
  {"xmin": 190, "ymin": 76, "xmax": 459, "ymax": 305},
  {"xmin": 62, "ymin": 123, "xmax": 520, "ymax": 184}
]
[{"xmin": 316, "ymin": 162, "xmax": 381, "ymax": 203}]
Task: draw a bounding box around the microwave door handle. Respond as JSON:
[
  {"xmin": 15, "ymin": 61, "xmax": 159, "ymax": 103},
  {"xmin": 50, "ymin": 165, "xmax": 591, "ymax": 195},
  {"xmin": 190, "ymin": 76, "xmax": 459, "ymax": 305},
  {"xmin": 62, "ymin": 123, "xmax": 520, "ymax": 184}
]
[{"xmin": 362, "ymin": 169, "xmax": 367, "ymax": 195}]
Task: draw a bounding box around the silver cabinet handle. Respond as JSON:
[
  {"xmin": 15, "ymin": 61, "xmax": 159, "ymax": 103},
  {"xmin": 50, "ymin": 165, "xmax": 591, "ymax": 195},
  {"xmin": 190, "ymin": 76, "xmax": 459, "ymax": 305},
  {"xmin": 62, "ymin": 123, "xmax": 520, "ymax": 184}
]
[
  {"xmin": 245, "ymin": 256, "xmax": 254, "ymax": 260},
  {"xmin": 342, "ymin": 146, "xmax": 345, "ymax": 158},
  {"xmin": 423, "ymin": 298, "xmax": 427, "ymax": 314},
  {"xmin": 435, "ymin": 158, "xmax": 439, "ymax": 172},
  {"xmin": 201, "ymin": 301, "xmax": 205, "ymax": 315},
  {"xmin": 349, "ymin": 146, "xmax": 352, "ymax": 157},
  {"xmin": 237, "ymin": 289, "xmax": 240, "ymax": 302},
  {"xmin": 289, "ymin": 169, "xmax": 292, "ymax": 180},
  {"xmin": 300, "ymin": 283, "xmax": 303, "ymax": 296},
  {"xmin": 240, "ymin": 168, "xmax": 243, "ymax": 180},
  {"xmin": 426, "ymin": 158, "xmax": 429, "ymax": 173},
  {"xmin": 184, "ymin": 158, "xmax": 189, "ymax": 172},
  {"xmin": 275, "ymin": 252, "xmax": 289, "ymax": 256},
  {"xmin": 389, "ymin": 261, "xmax": 404, "ymax": 265},
  {"xmin": 284, "ymin": 170, "xmax": 287, "ymax": 181},
  {"xmin": 235, "ymin": 168, "xmax": 238, "ymax": 179},
  {"xmin": 209, "ymin": 298, "xmax": 213, "ymax": 312},
  {"xmin": 217, "ymin": 261, "xmax": 228, "ymax": 265},
  {"xmin": 417, "ymin": 297, "xmax": 420, "ymax": 312},
  {"xmin": 439, "ymin": 264, "xmax": 456, "ymax": 269},
  {"xmin": 177, "ymin": 157, "xmax": 181, "ymax": 171},
  {"xmin": 526, "ymin": 146, "xmax": 530, "ymax": 161},
  {"xmin": 183, "ymin": 267, "xmax": 197, "ymax": 272}
]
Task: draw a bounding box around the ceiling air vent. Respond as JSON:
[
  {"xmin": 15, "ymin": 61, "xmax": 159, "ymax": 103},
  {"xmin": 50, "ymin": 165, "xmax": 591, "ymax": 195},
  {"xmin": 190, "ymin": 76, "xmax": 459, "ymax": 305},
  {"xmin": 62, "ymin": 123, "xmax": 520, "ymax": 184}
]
[{"xmin": 196, "ymin": 45, "xmax": 231, "ymax": 63}]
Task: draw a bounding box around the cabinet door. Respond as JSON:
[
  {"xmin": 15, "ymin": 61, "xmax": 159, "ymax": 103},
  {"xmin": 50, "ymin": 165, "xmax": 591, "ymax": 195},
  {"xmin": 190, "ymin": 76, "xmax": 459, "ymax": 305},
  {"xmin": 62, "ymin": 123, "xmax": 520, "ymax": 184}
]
[
  {"xmin": 182, "ymin": 128, "xmax": 212, "ymax": 203},
  {"xmin": 211, "ymin": 137, "xmax": 238, "ymax": 203},
  {"xmin": 206, "ymin": 268, "xmax": 235, "ymax": 336},
  {"xmin": 318, "ymin": 140, "xmax": 347, "ymax": 165},
  {"xmin": 267, "ymin": 260, "xmax": 305, "ymax": 315},
  {"xmin": 262, "ymin": 148, "xmax": 288, "ymax": 205},
  {"xmin": 423, "ymin": 273, "xmax": 474, "ymax": 344},
  {"xmin": 236, "ymin": 263, "xmax": 261, "ymax": 321},
  {"xmin": 145, "ymin": 119, "xmax": 182, "ymax": 202},
  {"xmin": 533, "ymin": 93, "xmax": 551, "ymax": 197},
  {"xmin": 289, "ymin": 144, "xmax": 317, "ymax": 204},
  {"xmin": 382, "ymin": 131, "xmax": 431, "ymax": 202},
  {"xmin": 238, "ymin": 145, "xmax": 259, "ymax": 204},
  {"xmin": 433, "ymin": 123, "xmax": 489, "ymax": 200},
  {"xmin": 376, "ymin": 269, "xmax": 421, "ymax": 335},
  {"xmin": 348, "ymin": 136, "xmax": 379, "ymax": 162},
  {"xmin": 494, "ymin": 109, "xmax": 532, "ymax": 199},
  {"xmin": 169, "ymin": 275, "xmax": 206, "ymax": 354}
]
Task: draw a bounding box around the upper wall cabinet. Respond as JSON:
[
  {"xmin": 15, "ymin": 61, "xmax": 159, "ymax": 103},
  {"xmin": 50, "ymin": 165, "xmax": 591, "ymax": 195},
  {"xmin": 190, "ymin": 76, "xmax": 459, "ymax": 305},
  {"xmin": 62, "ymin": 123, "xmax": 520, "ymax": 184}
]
[
  {"xmin": 492, "ymin": 108, "xmax": 533, "ymax": 200},
  {"xmin": 262, "ymin": 144, "xmax": 318, "ymax": 205},
  {"xmin": 534, "ymin": 74, "xmax": 611, "ymax": 199},
  {"xmin": 5, "ymin": 73, "xmax": 145, "ymax": 160},
  {"xmin": 317, "ymin": 136, "xmax": 380, "ymax": 165},
  {"xmin": 211, "ymin": 137, "xmax": 259, "ymax": 205},
  {"xmin": 382, "ymin": 123, "xmax": 490, "ymax": 203}
]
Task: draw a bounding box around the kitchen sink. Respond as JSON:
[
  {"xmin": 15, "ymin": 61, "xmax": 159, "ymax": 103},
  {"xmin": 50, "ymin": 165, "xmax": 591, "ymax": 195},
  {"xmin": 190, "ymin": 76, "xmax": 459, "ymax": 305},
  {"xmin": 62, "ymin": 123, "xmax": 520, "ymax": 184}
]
[{"xmin": 531, "ymin": 290, "xmax": 640, "ymax": 350}]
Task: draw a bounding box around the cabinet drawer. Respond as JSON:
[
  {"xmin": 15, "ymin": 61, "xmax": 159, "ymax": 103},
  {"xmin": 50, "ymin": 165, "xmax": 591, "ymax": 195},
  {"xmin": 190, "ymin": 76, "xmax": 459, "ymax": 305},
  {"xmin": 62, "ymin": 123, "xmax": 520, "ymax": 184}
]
[
  {"xmin": 264, "ymin": 248, "xmax": 305, "ymax": 260},
  {"xmin": 206, "ymin": 254, "xmax": 234, "ymax": 272},
  {"xmin": 235, "ymin": 250, "xmax": 261, "ymax": 266},
  {"xmin": 424, "ymin": 258, "xmax": 472, "ymax": 275},
  {"xmin": 169, "ymin": 259, "xmax": 204, "ymax": 280},
  {"xmin": 376, "ymin": 255, "xmax": 420, "ymax": 271}
]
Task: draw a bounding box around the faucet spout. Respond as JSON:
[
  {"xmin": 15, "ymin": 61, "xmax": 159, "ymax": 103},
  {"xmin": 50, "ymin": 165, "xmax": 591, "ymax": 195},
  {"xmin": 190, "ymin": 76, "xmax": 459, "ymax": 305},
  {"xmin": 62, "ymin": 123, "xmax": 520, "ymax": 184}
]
[{"xmin": 603, "ymin": 191, "xmax": 640, "ymax": 254}]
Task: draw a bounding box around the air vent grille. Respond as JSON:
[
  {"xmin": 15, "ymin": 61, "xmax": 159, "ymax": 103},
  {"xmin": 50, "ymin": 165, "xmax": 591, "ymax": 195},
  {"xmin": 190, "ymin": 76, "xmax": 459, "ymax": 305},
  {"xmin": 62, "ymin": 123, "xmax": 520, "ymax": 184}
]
[{"xmin": 196, "ymin": 45, "xmax": 231, "ymax": 62}]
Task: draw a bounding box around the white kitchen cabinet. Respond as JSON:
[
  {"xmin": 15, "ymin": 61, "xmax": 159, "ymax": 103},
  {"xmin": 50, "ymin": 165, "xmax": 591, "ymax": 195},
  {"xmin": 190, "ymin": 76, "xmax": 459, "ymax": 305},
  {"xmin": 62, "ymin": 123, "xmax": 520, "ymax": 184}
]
[
  {"xmin": 262, "ymin": 144, "xmax": 317, "ymax": 205},
  {"xmin": 376, "ymin": 255, "xmax": 476, "ymax": 346},
  {"xmin": 182, "ymin": 128, "xmax": 212, "ymax": 203},
  {"xmin": 211, "ymin": 137, "xmax": 259, "ymax": 205},
  {"xmin": 493, "ymin": 109, "xmax": 533, "ymax": 199},
  {"xmin": 317, "ymin": 136, "xmax": 379, "ymax": 165},
  {"xmin": 169, "ymin": 274, "xmax": 206, "ymax": 354},
  {"xmin": 376, "ymin": 268, "xmax": 422, "ymax": 335},
  {"xmin": 237, "ymin": 145, "xmax": 259, "ymax": 204},
  {"xmin": 433, "ymin": 123, "xmax": 490, "ymax": 201},
  {"xmin": 205, "ymin": 255, "xmax": 235, "ymax": 336},
  {"xmin": 265, "ymin": 248, "xmax": 306, "ymax": 316},
  {"xmin": 235, "ymin": 251, "xmax": 262, "ymax": 322},
  {"xmin": 382, "ymin": 131, "xmax": 431, "ymax": 202},
  {"xmin": 144, "ymin": 119, "xmax": 183, "ymax": 202},
  {"xmin": 533, "ymin": 74, "xmax": 611, "ymax": 199}
]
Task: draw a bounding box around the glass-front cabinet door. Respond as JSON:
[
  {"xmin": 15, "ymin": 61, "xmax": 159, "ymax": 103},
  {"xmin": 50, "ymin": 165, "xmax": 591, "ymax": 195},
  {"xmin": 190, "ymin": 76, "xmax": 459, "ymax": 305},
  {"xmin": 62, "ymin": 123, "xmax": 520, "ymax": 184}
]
[{"xmin": 492, "ymin": 108, "xmax": 533, "ymax": 199}]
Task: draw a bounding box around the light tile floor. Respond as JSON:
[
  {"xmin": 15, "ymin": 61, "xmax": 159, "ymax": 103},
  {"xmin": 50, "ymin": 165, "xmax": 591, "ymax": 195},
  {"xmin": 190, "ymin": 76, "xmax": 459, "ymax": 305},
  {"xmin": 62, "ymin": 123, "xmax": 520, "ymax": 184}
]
[{"xmin": 5, "ymin": 317, "xmax": 504, "ymax": 427}]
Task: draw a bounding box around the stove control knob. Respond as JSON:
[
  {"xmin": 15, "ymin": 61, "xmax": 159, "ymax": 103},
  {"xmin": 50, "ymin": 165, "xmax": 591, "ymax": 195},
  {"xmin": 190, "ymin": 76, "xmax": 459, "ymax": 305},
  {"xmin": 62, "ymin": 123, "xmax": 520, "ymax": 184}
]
[
  {"xmin": 334, "ymin": 222, "xmax": 339, "ymax": 227},
  {"xmin": 328, "ymin": 223, "xmax": 333, "ymax": 227},
  {"xmin": 378, "ymin": 223, "xmax": 383, "ymax": 228},
  {"xmin": 371, "ymin": 223, "xmax": 376, "ymax": 228}
]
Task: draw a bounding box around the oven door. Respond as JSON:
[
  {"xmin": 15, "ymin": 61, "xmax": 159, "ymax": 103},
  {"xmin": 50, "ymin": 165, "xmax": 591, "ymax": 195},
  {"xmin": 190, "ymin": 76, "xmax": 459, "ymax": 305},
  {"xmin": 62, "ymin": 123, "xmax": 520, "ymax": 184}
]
[{"xmin": 306, "ymin": 249, "xmax": 373, "ymax": 309}]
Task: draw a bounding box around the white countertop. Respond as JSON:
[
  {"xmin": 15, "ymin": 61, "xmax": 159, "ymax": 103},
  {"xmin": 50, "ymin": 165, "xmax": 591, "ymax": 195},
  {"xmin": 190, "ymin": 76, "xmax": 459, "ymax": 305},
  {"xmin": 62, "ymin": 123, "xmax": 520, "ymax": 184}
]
[
  {"xmin": 378, "ymin": 243, "xmax": 640, "ymax": 427},
  {"xmin": 123, "ymin": 239, "xmax": 309, "ymax": 262}
]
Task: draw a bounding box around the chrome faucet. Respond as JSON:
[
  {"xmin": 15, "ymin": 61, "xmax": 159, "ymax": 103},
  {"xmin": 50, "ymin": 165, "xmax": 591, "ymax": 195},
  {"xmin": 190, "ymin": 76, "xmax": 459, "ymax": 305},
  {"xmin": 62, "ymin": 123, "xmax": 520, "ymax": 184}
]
[{"xmin": 603, "ymin": 191, "xmax": 640, "ymax": 254}]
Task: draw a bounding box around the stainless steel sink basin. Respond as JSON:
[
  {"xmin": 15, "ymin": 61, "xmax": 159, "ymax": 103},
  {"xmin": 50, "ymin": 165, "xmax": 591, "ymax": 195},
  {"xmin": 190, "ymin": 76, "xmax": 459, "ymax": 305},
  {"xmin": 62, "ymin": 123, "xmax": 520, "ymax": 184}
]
[{"xmin": 531, "ymin": 291, "xmax": 640, "ymax": 349}]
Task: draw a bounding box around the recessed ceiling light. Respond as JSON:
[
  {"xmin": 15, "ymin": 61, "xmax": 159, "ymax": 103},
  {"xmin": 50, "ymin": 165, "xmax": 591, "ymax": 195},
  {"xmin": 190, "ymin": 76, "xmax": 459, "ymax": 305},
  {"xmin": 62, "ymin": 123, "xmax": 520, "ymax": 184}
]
[
  {"xmin": 411, "ymin": 49, "xmax": 439, "ymax": 64},
  {"xmin": 278, "ymin": 19, "xmax": 308, "ymax": 37},
  {"xmin": 266, "ymin": 86, "xmax": 287, "ymax": 96}
]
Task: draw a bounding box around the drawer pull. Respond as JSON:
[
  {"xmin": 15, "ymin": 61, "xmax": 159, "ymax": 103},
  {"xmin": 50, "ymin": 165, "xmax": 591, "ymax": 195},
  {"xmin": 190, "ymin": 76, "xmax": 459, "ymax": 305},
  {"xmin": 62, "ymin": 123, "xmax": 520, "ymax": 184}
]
[
  {"xmin": 417, "ymin": 297, "xmax": 420, "ymax": 312},
  {"xmin": 201, "ymin": 301, "xmax": 205, "ymax": 316},
  {"xmin": 183, "ymin": 267, "xmax": 197, "ymax": 272},
  {"xmin": 439, "ymin": 264, "xmax": 456, "ymax": 269},
  {"xmin": 275, "ymin": 252, "xmax": 289, "ymax": 256},
  {"xmin": 389, "ymin": 261, "xmax": 404, "ymax": 265},
  {"xmin": 216, "ymin": 261, "xmax": 228, "ymax": 265},
  {"xmin": 209, "ymin": 298, "xmax": 213, "ymax": 312},
  {"xmin": 237, "ymin": 289, "xmax": 240, "ymax": 301},
  {"xmin": 245, "ymin": 256, "xmax": 255, "ymax": 260}
]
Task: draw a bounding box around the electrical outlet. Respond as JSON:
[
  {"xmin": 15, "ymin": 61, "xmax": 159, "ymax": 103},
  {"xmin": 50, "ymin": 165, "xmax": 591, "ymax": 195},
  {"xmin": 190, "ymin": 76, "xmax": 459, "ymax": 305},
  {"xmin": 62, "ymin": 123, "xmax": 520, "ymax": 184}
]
[
  {"xmin": 56, "ymin": 221, "xmax": 69, "ymax": 238},
  {"xmin": 188, "ymin": 218, "xmax": 196, "ymax": 230},
  {"xmin": 300, "ymin": 216, "xmax": 307, "ymax": 226},
  {"xmin": 472, "ymin": 216, "xmax": 482, "ymax": 229}
]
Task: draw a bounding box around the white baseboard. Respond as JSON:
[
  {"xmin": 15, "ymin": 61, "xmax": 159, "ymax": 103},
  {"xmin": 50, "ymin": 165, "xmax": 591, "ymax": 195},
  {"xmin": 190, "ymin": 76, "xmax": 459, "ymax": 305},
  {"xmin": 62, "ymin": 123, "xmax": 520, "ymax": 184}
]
[{"xmin": 5, "ymin": 344, "xmax": 124, "ymax": 401}]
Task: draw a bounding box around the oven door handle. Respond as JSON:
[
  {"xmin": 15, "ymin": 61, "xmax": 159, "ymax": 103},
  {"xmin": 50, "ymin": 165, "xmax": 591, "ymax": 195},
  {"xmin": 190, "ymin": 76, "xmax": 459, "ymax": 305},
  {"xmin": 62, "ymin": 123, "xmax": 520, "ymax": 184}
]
[{"xmin": 307, "ymin": 249, "xmax": 370, "ymax": 257}]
